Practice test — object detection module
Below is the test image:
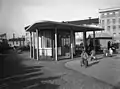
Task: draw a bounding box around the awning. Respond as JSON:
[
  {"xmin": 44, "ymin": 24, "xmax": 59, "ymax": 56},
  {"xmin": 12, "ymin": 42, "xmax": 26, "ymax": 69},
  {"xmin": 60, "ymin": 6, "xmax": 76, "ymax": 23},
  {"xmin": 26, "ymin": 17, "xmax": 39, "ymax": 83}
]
[
  {"xmin": 25, "ymin": 21, "xmax": 104, "ymax": 32},
  {"xmin": 88, "ymin": 32, "xmax": 113, "ymax": 39}
]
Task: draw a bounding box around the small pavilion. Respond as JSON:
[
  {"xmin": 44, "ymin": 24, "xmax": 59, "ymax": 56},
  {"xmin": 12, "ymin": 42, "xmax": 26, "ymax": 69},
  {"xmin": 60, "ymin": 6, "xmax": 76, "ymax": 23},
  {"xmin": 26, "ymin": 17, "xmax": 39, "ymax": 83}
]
[{"xmin": 25, "ymin": 21, "xmax": 104, "ymax": 61}]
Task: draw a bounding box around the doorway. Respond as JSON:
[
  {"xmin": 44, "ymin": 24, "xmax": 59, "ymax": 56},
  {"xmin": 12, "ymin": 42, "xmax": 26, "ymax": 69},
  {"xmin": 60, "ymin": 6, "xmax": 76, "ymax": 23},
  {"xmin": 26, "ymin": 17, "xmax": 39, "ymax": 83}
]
[{"xmin": 57, "ymin": 31, "xmax": 71, "ymax": 59}]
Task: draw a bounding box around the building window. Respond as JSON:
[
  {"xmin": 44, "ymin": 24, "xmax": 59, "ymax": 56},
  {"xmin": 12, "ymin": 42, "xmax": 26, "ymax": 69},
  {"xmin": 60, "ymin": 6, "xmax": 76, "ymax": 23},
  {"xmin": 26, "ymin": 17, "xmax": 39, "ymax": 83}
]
[
  {"xmin": 115, "ymin": 11, "xmax": 119, "ymax": 15},
  {"xmin": 119, "ymin": 11, "xmax": 120, "ymax": 16},
  {"xmin": 99, "ymin": 20, "xmax": 101, "ymax": 24},
  {"xmin": 113, "ymin": 33, "xmax": 116, "ymax": 37},
  {"xmin": 109, "ymin": 12, "xmax": 112, "ymax": 15},
  {"xmin": 26, "ymin": 33, "xmax": 29, "ymax": 36},
  {"xmin": 101, "ymin": 13, "xmax": 104, "ymax": 18},
  {"xmin": 44, "ymin": 31, "xmax": 52, "ymax": 48},
  {"xmin": 102, "ymin": 26, "xmax": 105, "ymax": 28},
  {"xmin": 112, "ymin": 19, "xmax": 116, "ymax": 24},
  {"xmin": 101, "ymin": 13, "xmax": 107, "ymax": 18},
  {"xmin": 107, "ymin": 12, "xmax": 109, "ymax": 17},
  {"xmin": 113, "ymin": 25, "xmax": 116, "ymax": 31},
  {"xmin": 119, "ymin": 18, "xmax": 120, "ymax": 23},
  {"xmin": 113, "ymin": 12, "xmax": 116, "ymax": 16},
  {"xmin": 119, "ymin": 25, "xmax": 120, "ymax": 29},
  {"xmin": 102, "ymin": 20, "xmax": 105, "ymax": 25},
  {"xmin": 107, "ymin": 19, "xmax": 110, "ymax": 24},
  {"xmin": 107, "ymin": 26, "xmax": 110, "ymax": 31},
  {"xmin": 104, "ymin": 13, "xmax": 107, "ymax": 15},
  {"xmin": 16, "ymin": 41, "xmax": 18, "ymax": 44}
]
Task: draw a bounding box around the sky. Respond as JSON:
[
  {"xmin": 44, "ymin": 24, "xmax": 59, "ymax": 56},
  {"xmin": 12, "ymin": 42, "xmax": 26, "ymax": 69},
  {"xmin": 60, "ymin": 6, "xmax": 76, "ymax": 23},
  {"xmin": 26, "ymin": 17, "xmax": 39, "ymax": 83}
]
[{"xmin": 0, "ymin": 0, "xmax": 120, "ymax": 38}]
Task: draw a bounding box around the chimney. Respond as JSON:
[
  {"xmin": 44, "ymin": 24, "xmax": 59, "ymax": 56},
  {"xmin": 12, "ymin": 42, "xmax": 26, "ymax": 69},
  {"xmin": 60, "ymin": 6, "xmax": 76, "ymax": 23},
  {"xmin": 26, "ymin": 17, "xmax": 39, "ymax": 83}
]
[
  {"xmin": 89, "ymin": 17, "xmax": 91, "ymax": 19},
  {"xmin": 13, "ymin": 33, "xmax": 15, "ymax": 45},
  {"xmin": 13, "ymin": 33, "xmax": 15, "ymax": 39},
  {"xmin": 88, "ymin": 17, "xmax": 91, "ymax": 24}
]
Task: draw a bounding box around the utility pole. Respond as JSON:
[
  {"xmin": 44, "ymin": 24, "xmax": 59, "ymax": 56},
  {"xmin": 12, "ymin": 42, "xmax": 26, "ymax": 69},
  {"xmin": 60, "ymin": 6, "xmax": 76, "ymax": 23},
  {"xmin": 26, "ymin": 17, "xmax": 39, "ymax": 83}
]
[{"xmin": 13, "ymin": 33, "xmax": 15, "ymax": 45}]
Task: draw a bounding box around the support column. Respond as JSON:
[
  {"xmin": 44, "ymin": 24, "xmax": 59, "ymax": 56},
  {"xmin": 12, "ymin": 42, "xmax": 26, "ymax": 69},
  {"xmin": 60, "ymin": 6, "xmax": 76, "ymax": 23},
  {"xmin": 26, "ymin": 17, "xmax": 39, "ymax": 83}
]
[
  {"xmin": 93, "ymin": 31, "xmax": 96, "ymax": 51},
  {"xmin": 20, "ymin": 40, "xmax": 21, "ymax": 46},
  {"xmin": 83, "ymin": 31, "xmax": 87, "ymax": 51},
  {"xmin": 30, "ymin": 32, "xmax": 32, "ymax": 58},
  {"xmin": 13, "ymin": 33, "xmax": 15, "ymax": 45},
  {"xmin": 32, "ymin": 32, "xmax": 35, "ymax": 59},
  {"xmin": 41, "ymin": 32, "xmax": 44, "ymax": 56},
  {"xmin": 70, "ymin": 30, "xmax": 74, "ymax": 59},
  {"xmin": 36, "ymin": 29, "xmax": 39, "ymax": 60},
  {"xmin": 52, "ymin": 33, "xmax": 55, "ymax": 58},
  {"xmin": 55, "ymin": 27, "xmax": 58, "ymax": 61},
  {"xmin": 73, "ymin": 32, "xmax": 75, "ymax": 55}
]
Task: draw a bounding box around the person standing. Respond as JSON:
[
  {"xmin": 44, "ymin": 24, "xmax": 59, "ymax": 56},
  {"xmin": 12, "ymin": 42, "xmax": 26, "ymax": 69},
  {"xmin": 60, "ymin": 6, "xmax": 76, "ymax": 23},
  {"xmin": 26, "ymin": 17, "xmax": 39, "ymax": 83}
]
[
  {"xmin": 103, "ymin": 48, "xmax": 109, "ymax": 57},
  {"xmin": 80, "ymin": 49, "xmax": 89, "ymax": 67},
  {"xmin": 109, "ymin": 48, "xmax": 113, "ymax": 57},
  {"xmin": 90, "ymin": 49, "xmax": 96, "ymax": 61},
  {"xmin": 107, "ymin": 41, "xmax": 111, "ymax": 50}
]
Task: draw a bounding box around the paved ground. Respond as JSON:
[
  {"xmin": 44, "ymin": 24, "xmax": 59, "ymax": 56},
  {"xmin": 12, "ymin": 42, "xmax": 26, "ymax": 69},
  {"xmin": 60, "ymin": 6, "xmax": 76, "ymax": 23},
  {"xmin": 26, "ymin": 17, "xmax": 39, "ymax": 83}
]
[
  {"xmin": 1, "ymin": 50, "xmax": 119, "ymax": 89},
  {"xmin": 65, "ymin": 53, "xmax": 120, "ymax": 87}
]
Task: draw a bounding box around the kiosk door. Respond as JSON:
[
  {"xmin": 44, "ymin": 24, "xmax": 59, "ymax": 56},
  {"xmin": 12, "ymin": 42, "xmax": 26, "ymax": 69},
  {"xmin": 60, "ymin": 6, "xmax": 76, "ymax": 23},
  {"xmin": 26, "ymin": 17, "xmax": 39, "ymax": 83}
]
[{"xmin": 58, "ymin": 33, "xmax": 70, "ymax": 58}]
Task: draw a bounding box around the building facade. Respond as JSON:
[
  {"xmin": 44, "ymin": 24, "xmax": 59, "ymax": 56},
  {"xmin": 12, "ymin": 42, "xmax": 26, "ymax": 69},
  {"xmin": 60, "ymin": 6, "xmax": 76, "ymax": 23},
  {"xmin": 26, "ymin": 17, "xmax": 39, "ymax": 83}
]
[
  {"xmin": 25, "ymin": 26, "xmax": 30, "ymax": 46},
  {"xmin": 67, "ymin": 18, "xmax": 99, "ymax": 27},
  {"xmin": 0, "ymin": 33, "xmax": 7, "ymax": 40},
  {"xmin": 0, "ymin": 33, "xmax": 7, "ymax": 44},
  {"xmin": 67, "ymin": 18, "xmax": 100, "ymax": 44},
  {"xmin": 67, "ymin": 17, "xmax": 116, "ymax": 47},
  {"xmin": 8, "ymin": 37, "xmax": 25, "ymax": 47},
  {"xmin": 99, "ymin": 7, "xmax": 120, "ymax": 37},
  {"xmin": 25, "ymin": 32, "xmax": 30, "ymax": 46}
]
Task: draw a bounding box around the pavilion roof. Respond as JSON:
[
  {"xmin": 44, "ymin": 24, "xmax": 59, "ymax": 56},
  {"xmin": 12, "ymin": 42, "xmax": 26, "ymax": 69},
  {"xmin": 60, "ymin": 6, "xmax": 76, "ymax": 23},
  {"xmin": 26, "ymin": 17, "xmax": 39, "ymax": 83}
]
[
  {"xmin": 25, "ymin": 20, "xmax": 104, "ymax": 32},
  {"xmin": 66, "ymin": 18, "xmax": 99, "ymax": 25}
]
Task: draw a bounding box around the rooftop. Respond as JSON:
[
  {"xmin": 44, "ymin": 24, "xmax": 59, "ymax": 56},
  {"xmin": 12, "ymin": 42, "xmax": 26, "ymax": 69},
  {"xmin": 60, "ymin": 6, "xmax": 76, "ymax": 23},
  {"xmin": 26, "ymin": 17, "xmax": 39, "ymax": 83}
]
[
  {"xmin": 66, "ymin": 18, "xmax": 99, "ymax": 25},
  {"xmin": 99, "ymin": 7, "xmax": 120, "ymax": 13},
  {"xmin": 9, "ymin": 38, "xmax": 25, "ymax": 41},
  {"xmin": 25, "ymin": 20, "xmax": 103, "ymax": 32}
]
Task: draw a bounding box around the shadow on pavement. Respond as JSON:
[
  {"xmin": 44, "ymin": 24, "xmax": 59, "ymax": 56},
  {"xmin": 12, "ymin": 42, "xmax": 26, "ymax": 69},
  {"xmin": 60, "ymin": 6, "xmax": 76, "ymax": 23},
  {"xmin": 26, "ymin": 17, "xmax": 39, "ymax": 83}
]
[
  {"xmin": 1, "ymin": 51, "xmax": 60, "ymax": 89},
  {"xmin": 112, "ymin": 82, "xmax": 120, "ymax": 89},
  {"xmin": 88, "ymin": 61, "xmax": 100, "ymax": 67},
  {"xmin": 5, "ymin": 76, "xmax": 60, "ymax": 89},
  {"xmin": 97, "ymin": 57, "xmax": 103, "ymax": 60},
  {"xmin": 96, "ymin": 54, "xmax": 117, "ymax": 60},
  {"xmin": 2, "ymin": 54, "xmax": 43, "ymax": 78}
]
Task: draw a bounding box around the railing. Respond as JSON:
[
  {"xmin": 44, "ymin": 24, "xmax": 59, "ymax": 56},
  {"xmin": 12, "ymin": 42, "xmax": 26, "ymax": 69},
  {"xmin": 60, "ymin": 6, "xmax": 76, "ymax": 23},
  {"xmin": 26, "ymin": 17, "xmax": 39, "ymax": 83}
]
[{"xmin": 39, "ymin": 48, "xmax": 52, "ymax": 57}]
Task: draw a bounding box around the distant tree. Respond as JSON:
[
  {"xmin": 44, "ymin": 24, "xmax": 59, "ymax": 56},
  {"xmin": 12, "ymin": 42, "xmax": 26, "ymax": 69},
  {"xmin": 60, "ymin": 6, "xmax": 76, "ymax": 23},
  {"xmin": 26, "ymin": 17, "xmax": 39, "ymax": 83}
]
[{"xmin": 0, "ymin": 39, "xmax": 10, "ymax": 53}]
